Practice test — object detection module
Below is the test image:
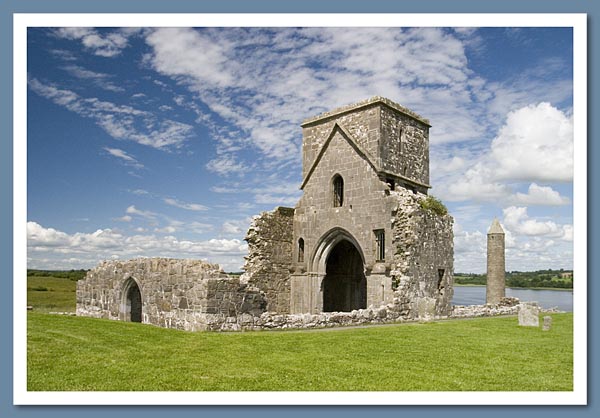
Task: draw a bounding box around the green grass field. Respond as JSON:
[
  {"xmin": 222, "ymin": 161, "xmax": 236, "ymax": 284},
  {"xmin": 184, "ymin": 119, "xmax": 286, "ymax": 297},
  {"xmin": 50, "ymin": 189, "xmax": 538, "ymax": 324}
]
[
  {"xmin": 27, "ymin": 276, "xmax": 76, "ymax": 312},
  {"xmin": 27, "ymin": 312, "xmax": 573, "ymax": 391}
]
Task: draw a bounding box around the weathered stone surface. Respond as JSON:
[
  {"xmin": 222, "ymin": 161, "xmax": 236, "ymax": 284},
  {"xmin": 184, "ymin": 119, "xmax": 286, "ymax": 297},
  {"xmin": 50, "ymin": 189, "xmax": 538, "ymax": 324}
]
[
  {"xmin": 301, "ymin": 97, "xmax": 430, "ymax": 188},
  {"xmin": 453, "ymin": 304, "xmax": 518, "ymax": 318},
  {"xmin": 242, "ymin": 206, "xmax": 294, "ymax": 314},
  {"xmin": 77, "ymin": 258, "xmax": 266, "ymax": 331},
  {"xmin": 542, "ymin": 316, "xmax": 552, "ymax": 331},
  {"xmin": 291, "ymin": 97, "xmax": 453, "ymax": 316},
  {"xmin": 390, "ymin": 188, "xmax": 454, "ymax": 317},
  {"xmin": 77, "ymin": 97, "xmax": 458, "ymax": 332},
  {"xmin": 487, "ymin": 219, "xmax": 506, "ymax": 304},
  {"xmin": 413, "ymin": 297, "xmax": 436, "ymax": 322},
  {"xmin": 518, "ymin": 302, "xmax": 540, "ymax": 327}
]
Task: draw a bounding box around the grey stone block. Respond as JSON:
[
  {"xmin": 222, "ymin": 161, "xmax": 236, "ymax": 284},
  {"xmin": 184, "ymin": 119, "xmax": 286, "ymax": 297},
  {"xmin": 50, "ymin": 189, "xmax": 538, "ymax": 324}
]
[
  {"xmin": 518, "ymin": 302, "xmax": 540, "ymax": 327},
  {"xmin": 542, "ymin": 316, "xmax": 552, "ymax": 331}
]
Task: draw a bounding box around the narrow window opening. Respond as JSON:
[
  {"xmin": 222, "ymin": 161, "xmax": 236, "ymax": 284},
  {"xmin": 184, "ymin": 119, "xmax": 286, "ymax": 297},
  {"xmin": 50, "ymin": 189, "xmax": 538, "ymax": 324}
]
[
  {"xmin": 437, "ymin": 269, "xmax": 445, "ymax": 289},
  {"xmin": 399, "ymin": 127, "xmax": 403, "ymax": 154},
  {"xmin": 333, "ymin": 175, "xmax": 344, "ymax": 207},
  {"xmin": 386, "ymin": 177, "xmax": 395, "ymax": 190},
  {"xmin": 375, "ymin": 229, "xmax": 385, "ymax": 261},
  {"xmin": 298, "ymin": 238, "xmax": 305, "ymax": 263}
]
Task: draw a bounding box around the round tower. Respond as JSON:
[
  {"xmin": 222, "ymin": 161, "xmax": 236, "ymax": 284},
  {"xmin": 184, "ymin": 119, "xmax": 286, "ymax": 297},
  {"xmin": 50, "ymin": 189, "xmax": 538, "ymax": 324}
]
[{"xmin": 486, "ymin": 218, "xmax": 505, "ymax": 304}]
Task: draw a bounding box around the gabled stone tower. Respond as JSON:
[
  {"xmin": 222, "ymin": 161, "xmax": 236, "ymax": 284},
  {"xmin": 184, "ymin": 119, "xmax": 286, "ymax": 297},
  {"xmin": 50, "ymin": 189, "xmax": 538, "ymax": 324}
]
[
  {"xmin": 286, "ymin": 97, "xmax": 454, "ymax": 316},
  {"xmin": 486, "ymin": 218, "xmax": 506, "ymax": 304}
]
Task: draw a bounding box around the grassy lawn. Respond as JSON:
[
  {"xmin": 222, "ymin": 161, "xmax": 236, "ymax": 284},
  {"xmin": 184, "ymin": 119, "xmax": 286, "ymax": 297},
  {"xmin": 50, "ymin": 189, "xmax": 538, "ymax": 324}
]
[
  {"xmin": 27, "ymin": 276, "xmax": 76, "ymax": 312},
  {"xmin": 27, "ymin": 312, "xmax": 573, "ymax": 391}
]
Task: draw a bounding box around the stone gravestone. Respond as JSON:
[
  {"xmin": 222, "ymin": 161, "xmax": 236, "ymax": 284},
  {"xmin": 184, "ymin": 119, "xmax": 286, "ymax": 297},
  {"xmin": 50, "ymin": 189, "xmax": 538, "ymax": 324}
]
[
  {"xmin": 518, "ymin": 302, "xmax": 540, "ymax": 327},
  {"xmin": 542, "ymin": 316, "xmax": 552, "ymax": 331}
]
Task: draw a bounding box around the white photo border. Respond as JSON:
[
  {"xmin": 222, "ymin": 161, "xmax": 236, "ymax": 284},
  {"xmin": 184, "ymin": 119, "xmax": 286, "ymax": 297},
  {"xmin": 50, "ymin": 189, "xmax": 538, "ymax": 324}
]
[{"xmin": 14, "ymin": 13, "xmax": 588, "ymax": 405}]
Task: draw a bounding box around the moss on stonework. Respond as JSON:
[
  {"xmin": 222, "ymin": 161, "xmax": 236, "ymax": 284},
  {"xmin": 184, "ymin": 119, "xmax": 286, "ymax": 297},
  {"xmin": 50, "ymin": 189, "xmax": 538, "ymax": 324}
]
[{"xmin": 419, "ymin": 195, "xmax": 448, "ymax": 216}]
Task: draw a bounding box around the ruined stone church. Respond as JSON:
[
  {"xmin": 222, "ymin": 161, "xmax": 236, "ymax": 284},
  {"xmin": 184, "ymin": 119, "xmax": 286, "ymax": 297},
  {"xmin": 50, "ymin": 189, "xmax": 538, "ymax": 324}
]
[{"xmin": 77, "ymin": 97, "xmax": 454, "ymax": 331}]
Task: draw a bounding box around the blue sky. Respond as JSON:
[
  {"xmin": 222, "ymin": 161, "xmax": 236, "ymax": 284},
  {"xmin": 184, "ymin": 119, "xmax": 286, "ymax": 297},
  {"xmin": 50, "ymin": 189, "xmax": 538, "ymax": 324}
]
[{"xmin": 26, "ymin": 26, "xmax": 574, "ymax": 273}]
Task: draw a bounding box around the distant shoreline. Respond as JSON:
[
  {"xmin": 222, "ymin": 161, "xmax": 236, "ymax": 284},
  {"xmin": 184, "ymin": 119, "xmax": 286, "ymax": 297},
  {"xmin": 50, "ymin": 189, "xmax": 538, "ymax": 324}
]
[{"xmin": 454, "ymin": 283, "xmax": 573, "ymax": 292}]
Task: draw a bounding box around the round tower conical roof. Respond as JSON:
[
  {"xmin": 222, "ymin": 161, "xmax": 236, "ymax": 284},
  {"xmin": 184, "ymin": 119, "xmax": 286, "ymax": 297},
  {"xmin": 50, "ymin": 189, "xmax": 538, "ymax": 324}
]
[{"xmin": 488, "ymin": 218, "xmax": 505, "ymax": 234}]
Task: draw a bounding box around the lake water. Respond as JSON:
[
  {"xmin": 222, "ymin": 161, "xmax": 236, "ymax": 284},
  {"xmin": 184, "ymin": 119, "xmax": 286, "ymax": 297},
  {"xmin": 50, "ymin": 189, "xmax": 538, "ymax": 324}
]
[{"xmin": 452, "ymin": 286, "xmax": 573, "ymax": 312}]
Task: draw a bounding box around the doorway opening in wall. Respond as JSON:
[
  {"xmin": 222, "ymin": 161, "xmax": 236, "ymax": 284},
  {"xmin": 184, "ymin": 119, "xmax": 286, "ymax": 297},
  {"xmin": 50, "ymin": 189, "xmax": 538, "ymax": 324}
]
[
  {"xmin": 323, "ymin": 239, "xmax": 366, "ymax": 312},
  {"xmin": 123, "ymin": 278, "xmax": 142, "ymax": 323}
]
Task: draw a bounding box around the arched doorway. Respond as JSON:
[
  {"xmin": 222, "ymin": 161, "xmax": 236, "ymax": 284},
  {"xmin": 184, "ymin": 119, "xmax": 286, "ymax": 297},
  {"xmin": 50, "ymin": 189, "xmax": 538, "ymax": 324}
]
[
  {"xmin": 122, "ymin": 278, "xmax": 142, "ymax": 323},
  {"xmin": 323, "ymin": 240, "xmax": 366, "ymax": 312}
]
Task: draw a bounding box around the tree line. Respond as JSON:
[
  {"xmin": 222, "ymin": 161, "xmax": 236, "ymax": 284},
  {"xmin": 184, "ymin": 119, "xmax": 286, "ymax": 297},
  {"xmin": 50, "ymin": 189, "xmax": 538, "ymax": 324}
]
[
  {"xmin": 455, "ymin": 269, "xmax": 573, "ymax": 289},
  {"xmin": 27, "ymin": 269, "xmax": 89, "ymax": 281}
]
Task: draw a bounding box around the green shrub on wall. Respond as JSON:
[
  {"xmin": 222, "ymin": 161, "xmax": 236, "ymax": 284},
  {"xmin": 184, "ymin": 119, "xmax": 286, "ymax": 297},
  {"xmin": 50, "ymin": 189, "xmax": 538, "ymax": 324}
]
[{"xmin": 419, "ymin": 195, "xmax": 448, "ymax": 216}]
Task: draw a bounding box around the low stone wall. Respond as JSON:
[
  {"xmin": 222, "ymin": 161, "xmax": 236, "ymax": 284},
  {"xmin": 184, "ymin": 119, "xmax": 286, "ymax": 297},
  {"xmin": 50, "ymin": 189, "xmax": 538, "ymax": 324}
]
[
  {"xmin": 452, "ymin": 299, "xmax": 521, "ymax": 318},
  {"xmin": 76, "ymin": 258, "xmax": 266, "ymax": 331},
  {"xmin": 452, "ymin": 298, "xmax": 562, "ymax": 319},
  {"xmin": 201, "ymin": 298, "xmax": 423, "ymax": 331},
  {"xmin": 192, "ymin": 297, "xmax": 549, "ymax": 332},
  {"xmin": 244, "ymin": 299, "xmax": 564, "ymax": 331}
]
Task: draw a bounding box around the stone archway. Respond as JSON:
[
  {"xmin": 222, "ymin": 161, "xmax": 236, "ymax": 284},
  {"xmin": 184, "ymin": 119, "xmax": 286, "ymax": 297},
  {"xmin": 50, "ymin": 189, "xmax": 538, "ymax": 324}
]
[
  {"xmin": 322, "ymin": 239, "xmax": 366, "ymax": 312},
  {"xmin": 122, "ymin": 278, "xmax": 142, "ymax": 323},
  {"xmin": 305, "ymin": 227, "xmax": 367, "ymax": 314}
]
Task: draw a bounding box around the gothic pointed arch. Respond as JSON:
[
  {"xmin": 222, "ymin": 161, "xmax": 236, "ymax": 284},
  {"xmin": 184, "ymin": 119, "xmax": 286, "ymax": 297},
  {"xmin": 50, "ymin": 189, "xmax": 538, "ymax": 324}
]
[
  {"xmin": 121, "ymin": 277, "xmax": 143, "ymax": 323},
  {"xmin": 309, "ymin": 227, "xmax": 365, "ymax": 276}
]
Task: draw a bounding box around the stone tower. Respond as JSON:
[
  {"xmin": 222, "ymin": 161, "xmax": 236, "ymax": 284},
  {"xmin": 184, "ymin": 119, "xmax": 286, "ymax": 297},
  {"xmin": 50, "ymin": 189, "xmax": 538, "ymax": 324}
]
[
  {"xmin": 288, "ymin": 97, "xmax": 453, "ymax": 315},
  {"xmin": 486, "ymin": 218, "xmax": 506, "ymax": 304}
]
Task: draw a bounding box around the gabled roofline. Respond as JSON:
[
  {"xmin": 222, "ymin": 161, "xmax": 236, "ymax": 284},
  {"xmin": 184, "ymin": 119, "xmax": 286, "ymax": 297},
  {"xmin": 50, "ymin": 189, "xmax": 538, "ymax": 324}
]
[
  {"xmin": 300, "ymin": 122, "xmax": 432, "ymax": 191},
  {"xmin": 301, "ymin": 96, "xmax": 431, "ymax": 128},
  {"xmin": 300, "ymin": 123, "xmax": 378, "ymax": 190}
]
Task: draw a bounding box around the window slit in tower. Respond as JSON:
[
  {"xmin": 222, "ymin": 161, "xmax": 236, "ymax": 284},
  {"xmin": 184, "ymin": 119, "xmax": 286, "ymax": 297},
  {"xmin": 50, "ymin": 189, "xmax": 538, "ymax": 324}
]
[
  {"xmin": 399, "ymin": 127, "xmax": 403, "ymax": 154},
  {"xmin": 438, "ymin": 269, "xmax": 445, "ymax": 289},
  {"xmin": 298, "ymin": 238, "xmax": 305, "ymax": 263},
  {"xmin": 375, "ymin": 229, "xmax": 385, "ymax": 261},
  {"xmin": 386, "ymin": 177, "xmax": 395, "ymax": 191},
  {"xmin": 333, "ymin": 175, "xmax": 344, "ymax": 207}
]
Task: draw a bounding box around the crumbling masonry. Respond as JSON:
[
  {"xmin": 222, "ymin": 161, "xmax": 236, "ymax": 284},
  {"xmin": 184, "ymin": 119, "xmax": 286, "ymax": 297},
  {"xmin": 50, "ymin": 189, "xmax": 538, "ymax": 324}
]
[{"xmin": 77, "ymin": 97, "xmax": 454, "ymax": 331}]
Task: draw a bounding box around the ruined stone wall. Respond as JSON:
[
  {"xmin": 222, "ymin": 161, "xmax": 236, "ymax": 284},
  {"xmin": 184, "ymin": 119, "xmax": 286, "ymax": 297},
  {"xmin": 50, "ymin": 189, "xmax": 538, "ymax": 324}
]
[
  {"xmin": 243, "ymin": 207, "xmax": 294, "ymax": 313},
  {"xmin": 195, "ymin": 298, "xmax": 543, "ymax": 332},
  {"xmin": 380, "ymin": 104, "xmax": 430, "ymax": 187},
  {"xmin": 390, "ymin": 189, "xmax": 454, "ymax": 317},
  {"xmin": 76, "ymin": 258, "xmax": 266, "ymax": 331}
]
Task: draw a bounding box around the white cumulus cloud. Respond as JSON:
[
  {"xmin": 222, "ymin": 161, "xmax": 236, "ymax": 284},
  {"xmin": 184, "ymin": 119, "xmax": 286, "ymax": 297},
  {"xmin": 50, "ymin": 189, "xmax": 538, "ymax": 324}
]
[
  {"xmin": 491, "ymin": 102, "xmax": 573, "ymax": 182},
  {"xmin": 27, "ymin": 221, "xmax": 248, "ymax": 272},
  {"xmin": 511, "ymin": 183, "xmax": 570, "ymax": 206},
  {"xmin": 443, "ymin": 103, "xmax": 573, "ymax": 203},
  {"xmin": 502, "ymin": 206, "xmax": 572, "ymax": 241}
]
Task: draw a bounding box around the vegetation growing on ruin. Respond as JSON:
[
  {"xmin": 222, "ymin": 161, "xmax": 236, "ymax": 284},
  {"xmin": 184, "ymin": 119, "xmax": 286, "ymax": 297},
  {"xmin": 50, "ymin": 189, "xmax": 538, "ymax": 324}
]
[
  {"xmin": 27, "ymin": 312, "xmax": 573, "ymax": 391},
  {"xmin": 455, "ymin": 270, "xmax": 573, "ymax": 290},
  {"xmin": 419, "ymin": 195, "xmax": 448, "ymax": 216}
]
